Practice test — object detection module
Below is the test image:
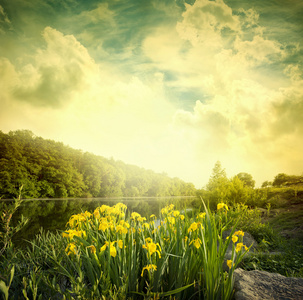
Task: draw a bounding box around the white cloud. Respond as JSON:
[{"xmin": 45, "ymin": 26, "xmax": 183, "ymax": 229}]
[
  {"xmin": 78, "ymin": 3, "xmax": 115, "ymax": 25},
  {"xmin": 234, "ymin": 35, "xmax": 283, "ymax": 65},
  {"xmin": 12, "ymin": 27, "xmax": 98, "ymax": 107},
  {"xmin": 176, "ymin": 0, "xmax": 240, "ymax": 48}
]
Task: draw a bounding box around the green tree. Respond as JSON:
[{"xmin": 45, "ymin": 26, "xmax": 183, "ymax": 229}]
[
  {"xmin": 272, "ymin": 173, "xmax": 288, "ymax": 187},
  {"xmin": 261, "ymin": 181, "xmax": 272, "ymax": 188},
  {"xmin": 236, "ymin": 172, "xmax": 255, "ymax": 188},
  {"xmin": 206, "ymin": 161, "xmax": 229, "ymax": 191}
]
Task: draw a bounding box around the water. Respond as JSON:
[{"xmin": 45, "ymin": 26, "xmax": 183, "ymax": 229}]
[{"xmin": 1, "ymin": 196, "xmax": 197, "ymax": 247}]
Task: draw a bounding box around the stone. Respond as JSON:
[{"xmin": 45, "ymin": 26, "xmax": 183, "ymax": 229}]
[{"xmin": 233, "ymin": 268, "xmax": 303, "ymax": 300}]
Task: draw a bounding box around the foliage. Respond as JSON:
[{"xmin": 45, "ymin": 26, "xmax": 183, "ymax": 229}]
[
  {"xmin": 236, "ymin": 173, "xmax": 255, "ymax": 188},
  {"xmin": 2, "ymin": 202, "xmax": 250, "ymax": 299},
  {"xmin": 197, "ymin": 162, "xmax": 258, "ymax": 210},
  {"xmin": 272, "ymin": 173, "xmax": 303, "ymax": 187},
  {"xmin": 242, "ymin": 241, "xmax": 303, "ymax": 278},
  {"xmin": 218, "ymin": 203, "xmax": 278, "ymax": 247},
  {"xmin": 0, "ymin": 130, "xmax": 196, "ymax": 199},
  {"xmin": 0, "ymin": 186, "xmax": 29, "ymax": 256},
  {"xmin": 197, "ymin": 162, "xmax": 303, "ymax": 210},
  {"xmin": 0, "ymin": 186, "xmax": 29, "ymax": 300}
]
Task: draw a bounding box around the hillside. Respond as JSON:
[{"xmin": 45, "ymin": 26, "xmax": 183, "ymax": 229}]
[{"xmin": 0, "ymin": 130, "xmax": 196, "ymax": 199}]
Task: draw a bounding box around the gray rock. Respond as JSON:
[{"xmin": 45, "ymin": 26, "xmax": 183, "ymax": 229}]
[{"xmin": 234, "ymin": 268, "xmax": 303, "ymax": 300}]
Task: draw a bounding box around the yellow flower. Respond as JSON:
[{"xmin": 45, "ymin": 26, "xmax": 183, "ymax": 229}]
[
  {"xmin": 119, "ymin": 220, "xmax": 130, "ymax": 228},
  {"xmin": 84, "ymin": 211, "xmax": 92, "ymax": 218},
  {"xmin": 62, "ymin": 231, "xmax": 70, "ymax": 238},
  {"xmin": 62, "ymin": 229, "xmax": 86, "ymax": 239},
  {"xmin": 167, "ymin": 216, "xmax": 175, "ymax": 225},
  {"xmin": 114, "ymin": 202, "xmax": 127, "ymax": 211},
  {"xmin": 235, "ymin": 243, "xmax": 248, "ymax": 253},
  {"xmin": 193, "ymin": 238, "xmax": 202, "ymax": 249},
  {"xmin": 232, "ymin": 235, "xmax": 238, "ymax": 243},
  {"xmin": 101, "ymin": 241, "xmax": 117, "ymax": 257},
  {"xmin": 188, "ymin": 222, "xmax": 198, "ymax": 233},
  {"xmin": 197, "ymin": 212, "xmax": 206, "ymax": 219},
  {"xmin": 161, "ymin": 204, "xmax": 174, "ymax": 215},
  {"xmin": 180, "ymin": 215, "xmax": 185, "ymax": 220},
  {"xmin": 235, "ymin": 243, "xmax": 243, "ymax": 252},
  {"xmin": 131, "ymin": 212, "xmax": 141, "ymax": 220},
  {"xmin": 110, "ymin": 245, "xmax": 117, "ymax": 257},
  {"xmin": 65, "ymin": 242, "xmax": 77, "ymax": 256},
  {"xmin": 143, "ymin": 222, "xmax": 150, "ymax": 229},
  {"xmin": 101, "ymin": 241, "xmax": 109, "ymax": 252},
  {"xmin": 150, "ymin": 214, "xmax": 156, "ymax": 219},
  {"xmin": 141, "ymin": 264, "xmax": 157, "ymax": 277},
  {"xmin": 217, "ymin": 203, "xmax": 229, "ymax": 211},
  {"xmin": 227, "ymin": 260, "xmax": 232, "ymax": 269},
  {"xmin": 142, "ymin": 239, "xmax": 161, "ymax": 258},
  {"xmin": 118, "ymin": 240, "xmax": 123, "ymax": 249},
  {"xmin": 234, "ymin": 230, "xmax": 244, "ymax": 237},
  {"xmin": 99, "ymin": 221, "xmax": 109, "ymax": 231},
  {"xmin": 87, "ymin": 245, "xmax": 96, "ymax": 254},
  {"xmin": 116, "ymin": 224, "xmax": 128, "ymax": 234},
  {"xmin": 173, "ymin": 210, "xmax": 180, "ymax": 217}
]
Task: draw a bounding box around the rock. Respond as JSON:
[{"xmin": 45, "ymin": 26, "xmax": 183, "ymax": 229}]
[{"xmin": 234, "ymin": 268, "xmax": 303, "ymax": 300}]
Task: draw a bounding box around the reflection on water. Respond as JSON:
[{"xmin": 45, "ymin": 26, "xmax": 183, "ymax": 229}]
[{"xmin": 2, "ymin": 197, "xmax": 198, "ymax": 247}]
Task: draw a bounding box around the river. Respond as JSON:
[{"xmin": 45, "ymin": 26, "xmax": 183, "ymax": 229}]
[{"xmin": 1, "ymin": 196, "xmax": 198, "ymax": 247}]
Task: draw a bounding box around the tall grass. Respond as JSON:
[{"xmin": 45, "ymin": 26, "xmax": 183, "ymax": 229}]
[{"xmin": 1, "ymin": 201, "xmax": 251, "ymax": 299}]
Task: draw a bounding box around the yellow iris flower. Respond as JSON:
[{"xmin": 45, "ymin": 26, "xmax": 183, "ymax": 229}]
[
  {"xmin": 227, "ymin": 260, "xmax": 232, "ymax": 269},
  {"xmin": 188, "ymin": 222, "xmax": 198, "ymax": 233},
  {"xmin": 141, "ymin": 264, "xmax": 157, "ymax": 277},
  {"xmin": 217, "ymin": 203, "xmax": 229, "ymax": 211}
]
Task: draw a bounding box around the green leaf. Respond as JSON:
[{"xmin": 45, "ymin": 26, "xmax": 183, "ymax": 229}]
[
  {"xmin": 9, "ymin": 265, "xmax": 15, "ymax": 287},
  {"xmin": 0, "ymin": 281, "xmax": 9, "ymax": 300}
]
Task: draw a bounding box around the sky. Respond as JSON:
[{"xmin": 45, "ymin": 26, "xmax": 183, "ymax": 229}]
[{"xmin": 0, "ymin": 0, "xmax": 303, "ymax": 188}]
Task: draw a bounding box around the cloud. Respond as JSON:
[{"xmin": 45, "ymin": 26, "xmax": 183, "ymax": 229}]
[
  {"xmin": 176, "ymin": 0, "xmax": 240, "ymax": 48},
  {"xmin": 12, "ymin": 27, "xmax": 97, "ymax": 107},
  {"xmin": 234, "ymin": 35, "xmax": 283, "ymax": 66},
  {"xmin": 78, "ymin": 3, "xmax": 115, "ymax": 24},
  {"xmin": 0, "ymin": 5, "xmax": 12, "ymax": 33}
]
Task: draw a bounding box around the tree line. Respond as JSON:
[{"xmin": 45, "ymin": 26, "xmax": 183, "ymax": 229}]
[
  {"xmin": 197, "ymin": 161, "xmax": 303, "ymax": 209},
  {"xmin": 0, "ymin": 130, "xmax": 196, "ymax": 199}
]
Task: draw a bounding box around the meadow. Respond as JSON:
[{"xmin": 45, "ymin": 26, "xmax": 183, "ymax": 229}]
[{"xmin": 1, "ymin": 184, "xmax": 302, "ymax": 299}]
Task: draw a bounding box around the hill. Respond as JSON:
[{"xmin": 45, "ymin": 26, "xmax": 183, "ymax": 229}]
[{"xmin": 0, "ymin": 130, "xmax": 196, "ymax": 199}]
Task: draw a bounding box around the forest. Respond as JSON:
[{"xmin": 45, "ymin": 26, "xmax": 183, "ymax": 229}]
[{"xmin": 0, "ymin": 130, "xmax": 196, "ymax": 199}]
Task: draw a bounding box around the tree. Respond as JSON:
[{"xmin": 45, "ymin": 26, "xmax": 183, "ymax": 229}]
[
  {"xmin": 236, "ymin": 172, "xmax": 255, "ymax": 188},
  {"xmin": 272, "ymin": 173, "xmax": 288, "ymax": 187},
  {"xmin": 261, "ymin": 181, "xmax": 272, "ymax": 188},
  {"xmin": 206, "ymin": 161, "xmax": 228, "ymax": 191}
]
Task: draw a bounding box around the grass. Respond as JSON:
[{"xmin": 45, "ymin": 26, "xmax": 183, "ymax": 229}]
[
  {"xmin": 242, "ymin": 239, "xmax": 303, "ymax": 277},
  {"xmin": 1, "ymin": 186, "xmax": 303, "ymax": 299},
  {"xmin": 240, "ymin": 201, "xmax": 303, "ymax": 278},
  {"xmin": 1, "ymin": 202, "xmax": 251, "ymax": 300}
]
